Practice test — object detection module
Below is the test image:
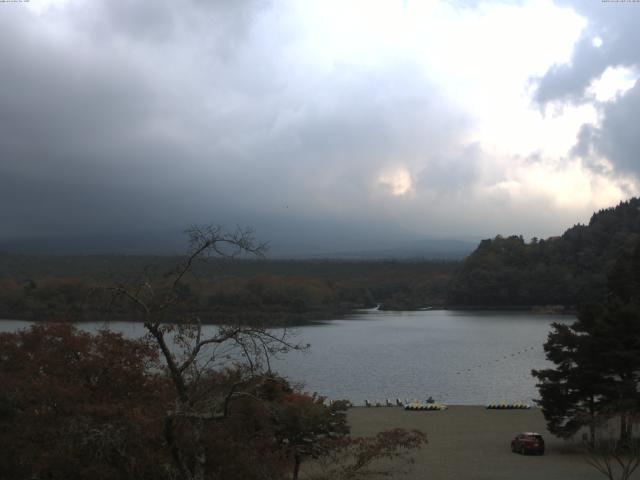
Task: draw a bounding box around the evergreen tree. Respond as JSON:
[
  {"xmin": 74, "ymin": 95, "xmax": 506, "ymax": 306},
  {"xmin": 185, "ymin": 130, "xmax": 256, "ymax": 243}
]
[
  {"xmin": 532, "ymin": 320, "xmax": 605, "ymax": 444},
  {"xmin": 533, "ymin": 239, "xmax": 640, "ymax": 445}
]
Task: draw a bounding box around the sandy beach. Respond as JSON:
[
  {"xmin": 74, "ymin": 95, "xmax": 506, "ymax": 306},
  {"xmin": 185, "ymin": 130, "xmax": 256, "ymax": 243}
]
[{"xmin": 346, "ymin": 406, "xmax": 611, "ymax": 480}]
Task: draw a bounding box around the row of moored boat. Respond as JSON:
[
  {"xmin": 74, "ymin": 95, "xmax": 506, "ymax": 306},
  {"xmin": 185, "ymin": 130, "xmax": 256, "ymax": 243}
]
[
  {"xmin": 360, "ymin": 399, "xmax": 532, "ymax": 410},
  {"xmin": 486, "ymin": 403, "xmax": 531, "ymax": 409}
]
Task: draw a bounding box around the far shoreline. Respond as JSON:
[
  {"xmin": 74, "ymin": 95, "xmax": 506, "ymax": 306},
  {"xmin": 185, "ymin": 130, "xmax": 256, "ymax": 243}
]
[{"xmin": 0, "ymin": 306, "xmax": 576, "ymax": 327}]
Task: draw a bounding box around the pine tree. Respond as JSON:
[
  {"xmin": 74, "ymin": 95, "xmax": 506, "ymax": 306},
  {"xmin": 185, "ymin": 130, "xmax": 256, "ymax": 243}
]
[{"xmin": 532, "ymin": 320, "xmax": 605, "ymax": 444}]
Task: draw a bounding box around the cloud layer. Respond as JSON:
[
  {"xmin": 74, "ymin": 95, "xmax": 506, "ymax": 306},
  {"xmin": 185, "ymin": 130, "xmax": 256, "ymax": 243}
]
[
  {"xmin": 0, "ymin": 0, "xmax": 637, "ymax": 250},
  {"xmin": 535, "ymin": 0, "xmax": 640, "ymax": 182}
]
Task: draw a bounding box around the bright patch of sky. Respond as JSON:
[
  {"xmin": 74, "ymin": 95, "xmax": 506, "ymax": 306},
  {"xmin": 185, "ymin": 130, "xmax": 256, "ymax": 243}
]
[
  {"xmin": 292, "ymin": 0, "xmax": 628, "ymax": 211},
  {"xmin": 378, "ymin": 167, "xmax": 413, "ymax": 196},
  {"xmin": 587, "ymin": 66, "xmax": 638, "ymax": 102}
]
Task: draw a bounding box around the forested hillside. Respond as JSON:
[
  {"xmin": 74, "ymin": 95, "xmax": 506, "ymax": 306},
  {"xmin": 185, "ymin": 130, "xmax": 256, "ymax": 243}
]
[
  {"xmin": 448, "ymin": 198, "xmax": 640, "ymax": 308},
  {"xmin": 0, "ymin": 256, "xmax": 456, "ymax": 324}
]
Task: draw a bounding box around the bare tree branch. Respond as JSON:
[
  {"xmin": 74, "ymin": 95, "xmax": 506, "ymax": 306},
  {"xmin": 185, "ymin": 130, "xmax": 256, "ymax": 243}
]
[{"xmin": 104, "ymin": 224, "xmax": 302, "ymax": 480}]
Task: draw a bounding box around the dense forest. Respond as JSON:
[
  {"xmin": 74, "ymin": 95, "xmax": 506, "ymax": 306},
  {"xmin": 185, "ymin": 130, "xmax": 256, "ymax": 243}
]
[
  {"xmin": 448, "ymin": 197, "xmax": 640, "ymax": 309},
  {"xmin": 2, "ymin": 198, "xmax": 640, "ymax": 323},
  {"xmin": 0, "ymin": 255, "xmax": 456, "ymax": 324}
]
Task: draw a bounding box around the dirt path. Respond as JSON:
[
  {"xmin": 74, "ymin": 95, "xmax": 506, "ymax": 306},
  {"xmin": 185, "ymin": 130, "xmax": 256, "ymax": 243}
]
[{"xmin": 346, "ymin": 406, "xmax": 616, "ymax": 480}]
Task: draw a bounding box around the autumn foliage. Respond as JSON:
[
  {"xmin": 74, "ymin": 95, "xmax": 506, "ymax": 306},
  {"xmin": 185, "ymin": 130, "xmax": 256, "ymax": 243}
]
[
  {"xmin": 0, "ymin": 323, "xmax": 425, "ymax": 480},
  {"xmin": 0, "ymin": 323, "xmax": 167, "ymax": 479}
]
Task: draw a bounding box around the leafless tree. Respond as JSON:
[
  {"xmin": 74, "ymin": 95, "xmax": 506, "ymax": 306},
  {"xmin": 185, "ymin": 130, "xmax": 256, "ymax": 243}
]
[
  {"xmin": 109, "ymin": 225, "xmax": 304, "ymax": 480},
  {"xmin": 584, "ymin": 435, "xmax": 640, "ymax": 480}
]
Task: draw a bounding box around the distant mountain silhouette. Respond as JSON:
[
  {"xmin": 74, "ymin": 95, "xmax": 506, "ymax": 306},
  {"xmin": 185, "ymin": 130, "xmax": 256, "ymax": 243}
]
[{"xmin": 0, "ymin": 216, "xmax": 476, "ymax": 260}]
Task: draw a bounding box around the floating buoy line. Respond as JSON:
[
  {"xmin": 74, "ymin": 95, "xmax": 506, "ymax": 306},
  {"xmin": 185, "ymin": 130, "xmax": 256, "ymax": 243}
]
[{"xmin": 455, "ymin": 345, "xmax": 539, "ymax": 375}]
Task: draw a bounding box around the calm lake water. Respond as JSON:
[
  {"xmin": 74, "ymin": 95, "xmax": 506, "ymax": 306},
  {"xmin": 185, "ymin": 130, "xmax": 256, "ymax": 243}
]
[{"xmin": 0, "ymin": 310, "xmax": 570, "ymax": 405}]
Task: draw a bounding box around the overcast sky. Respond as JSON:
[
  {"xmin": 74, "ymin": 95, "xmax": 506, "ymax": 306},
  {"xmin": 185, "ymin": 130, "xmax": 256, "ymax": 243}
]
[{"xmin": 1, "ymin": 0, "xmax": 639, "ymax": 248}]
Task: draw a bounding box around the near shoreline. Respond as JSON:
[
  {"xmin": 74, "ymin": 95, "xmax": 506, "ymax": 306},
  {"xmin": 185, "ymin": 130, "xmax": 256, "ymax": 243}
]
[{"xmin": 346, "ymin": 406, "xmax": 601, "ymax": 480}]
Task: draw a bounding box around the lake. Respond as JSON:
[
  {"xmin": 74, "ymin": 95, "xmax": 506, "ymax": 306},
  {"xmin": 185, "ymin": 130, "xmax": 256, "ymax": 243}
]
[{"xmin": 0, "ymin": 310, "xmax": 570, "ymax": 405}]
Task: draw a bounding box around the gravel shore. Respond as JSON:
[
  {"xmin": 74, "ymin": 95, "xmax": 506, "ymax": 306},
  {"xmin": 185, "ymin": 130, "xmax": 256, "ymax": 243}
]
[{"xmin": 347, "ymin": 406, "xmax": 609, "ymax": 480}]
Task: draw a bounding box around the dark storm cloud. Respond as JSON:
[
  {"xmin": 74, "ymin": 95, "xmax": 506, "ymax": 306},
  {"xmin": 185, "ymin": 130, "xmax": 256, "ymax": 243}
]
[
  {"xmin": 0, "ymin": 10, "xmax": 154, "ymax": 234},
  {"xmin": 536, "ymin": 2, "xmax": 640, "ymax": 104},
  {"xmin": 535, "ymin": 1, "xmax": 640, "ymax": 179},
  {"xmin": 573, "ymin": 81, "xmax": 640, "ymax": 178},
  {"xmin": 0, "ymin": 1, "xmax": 266, "ymax": 236},
  {"xmin": 535, "ymin": 40, "xmax": 609, "ymax": 105},
  {"xmin": 0, "ymin": 0, "xmax": 484, "ymax": 242}
]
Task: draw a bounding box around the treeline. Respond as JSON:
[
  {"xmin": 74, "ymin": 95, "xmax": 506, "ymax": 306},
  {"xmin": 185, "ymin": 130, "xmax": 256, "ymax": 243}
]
[
  {"xmin": 0, "ymin": 257, "xmax": 457, "ymax": 324},
  {"xmin": 449, "ymin": 197, "xmax": 640, "ymax": 308}
]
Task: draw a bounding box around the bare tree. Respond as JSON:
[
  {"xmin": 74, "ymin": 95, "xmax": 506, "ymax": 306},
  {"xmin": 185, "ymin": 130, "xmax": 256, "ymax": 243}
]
[
  {"xmin": 109, "ymin": 225, "xmax": 304, "ymax": 480},
  {"xmin": 308, "ymin": 429, "xmax": 427, "ymax": 480},
  {"xmin": 584, "ymin": 434, "xmax": 640, "ymax": 480}
]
